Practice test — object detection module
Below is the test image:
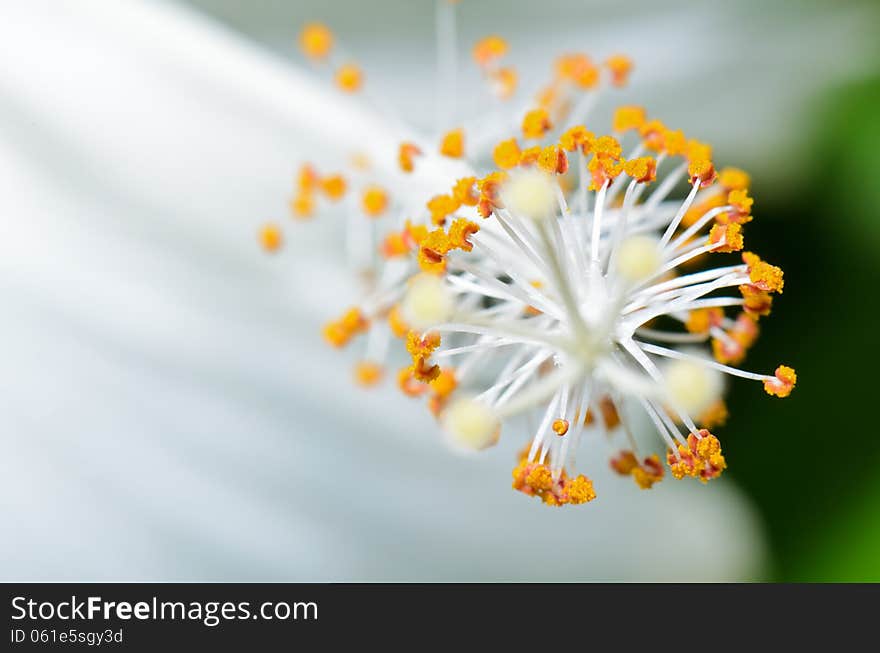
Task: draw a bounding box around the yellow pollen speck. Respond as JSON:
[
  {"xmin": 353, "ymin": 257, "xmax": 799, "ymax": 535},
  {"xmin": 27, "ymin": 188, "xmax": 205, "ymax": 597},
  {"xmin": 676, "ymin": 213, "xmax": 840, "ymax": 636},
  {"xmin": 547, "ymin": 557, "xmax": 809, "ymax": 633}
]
[
  {"xmin": 398, "ymin": 142, "xmax": 422, "ymax": 173},
  {"xmin": 322, "ymin": 307, "xmax": 368, "ymax": 349},
  {"xmin": 259, "ymin": 223, "xmax": 282, "ymax": 253},
  {"xmin": 387, "ymin": 305, "xmax": 409, "ymax": 338},
  {"xmin": 297, "ymin": 164, "xmax": 319, "ymax": 193},
  {"xmin": 720, "ymin": 167, "xmax": 751, "ymax": 191},
  {"xmin": 299, "ymin": 23, "xmax": 333, "ymax": 60},
  {"xmin": 335, "ymin": 63, "xmax": 363, "ymax": 93},
  {"xmin": 472, "ymin": 35, "xmax": 508, "ymax": 67},
  {"xmin": 490, "ymin": 67, "xmax": 518, "ymax": 99},
  {"xmin": 354, "ymin": 361, "xmax": 383, "ymax": 386},
  {"xmin": 362, "ymin": 186, "xmax": 389, "ymax": 217},
  {"xmin": 556, "ymin": 53, "xmax": 599, "ymax": 89},
  {"xmin": 439, "ymin": 128, "xmax": 465, "ymax": 158},
  {"xmin": 290, "ymin": 192, "xmax": 315, "ymax": 220},
  {"xmin": 605, "ymin": 54, "xmax": 633, "ymax": 86},
  {"xmin": 552, "ymin": 419, "xmax": 569, "ymax": 436},
  {"xmin": 320, "ymin": 174, "xmax": 346, "ymax": 200}
]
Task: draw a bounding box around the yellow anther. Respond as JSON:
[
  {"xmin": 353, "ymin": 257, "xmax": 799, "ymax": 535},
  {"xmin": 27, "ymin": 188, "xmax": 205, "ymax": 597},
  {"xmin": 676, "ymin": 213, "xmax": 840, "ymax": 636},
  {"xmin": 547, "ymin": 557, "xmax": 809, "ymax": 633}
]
[
  {"xmin": 639, "ymin": 120, "xmax": 666, "ymax": 152},
  {"xmin": 662, "ymin": 128, "xmax": 687, "ymax": 156},
  {"xmin": 685, "ymin": 139, "xmax": 713, "ymax": 163},
  {"xmin": 556, "ymin": 53, "xmax": 599, "ymax": 89},
  {"xmin": 406, "ymin": 331, "xmax": 442, "ymax": 382},
  {"xmin": 559, "ymin": 125, "xmax": 595, "ymax": 153},
  {"xmin": 299, "ymin": 23, "xmax": 333, "ymax": 60},
  {"xmin": 552, "ymin": 419, "xmax": 570, "ymax": 436},
  {"xmin": 712, "ymin": 337, "xmax": 746, "ymax": 366},
  {"xmin": 564, "ymin": 475, "xmax": 597, "ymax": 504},
  {"xmin": 439, "ymin": 128, "xmax": 465, "ymax": 158},
  {"xmin": 688, "ymin": 158, "xmax": 717, "ymax": 187},
  {"xmin": 631, "ymin": 455, "xmax": 664, "ymax": 489},
  {"xmin": 724, "ymin": 188, "xmax": 754, "ymax": 223},
  {"xmin": 613, "ymin": 106, "xmax": 647, "ymax": 132},
  {"xmin": 258, "ymin": 223, "xmax": 282, "ymax": 253},
  {"xmin": 592, "ymin": 135, "xmax": 623, "ymax": 159},
  {"xmin": 740, "ymin": 285, "xmax": 773, "ymax": 317},
  {"xmin": 472, "ymin": 35, "xmax": 508, "ymax": 67},
  {"xmin": 584, "ymin": 396, "xmax": 621, "ymax": 430},
  {"xmin": 525, "ymin": 465, "xmax": 554, "ymax": 492},
  {"xmin": 398, "ymin": 142, "xmax": 422, "ymax": 173},
  {"xmin": 387, "ymin": 305, "xmax": 409, "ymax": 338},
  {"xmin": 290, "ymin": 192, "xmax": 315, "ymax": 220},
  {"xmin": 322, "ymin": 308, "xmax": 368, "ymax": 348},
  {"xmin": 719, "ymin": 167, "xmax": 751, "ymax": 191},
  {"xmin": 297, "ymin": 163, "xmax": 319, "ymax": 193},
  {"xmin": 610, "ymin": 451, "xmax": 638, "ymax": 475},
  {"xmin": 426, "ymin": 194, "xmax": 460, "ymax": 226},
  {"xmin": 623, "ymin": 156, "xmax": 657, "ymax": 184},
  {"xmin": 731, "ymin": 312, "xmax": 760, "ymax": 348},
  {"xmin": 743, "ymin": 252, "xmax": 784, "ymax": 293},
  {"xmin": 537, "ymin": 145, "xmax": 569, "ymax": 175},
  {"xmin": 447, "ymin": 218, "xmax": 480, "ymax": 252},
  {"xmin": 536, "ymin": 83, "xmax": 561, "ymax": 110},
  {"xmin": 518, "ymin": 146, "xmax": 541, "ymax": 166},
  {"xmin": 354, "ymin": 361, "xmax": 383, "ymax": 387},
  {"xmin": 452, "ymin": 177, "xmax": 479, "ymax": 207},
  {"xmin": 477, "ymin": 172, "xmax": 507, "ymax": 218},
  {"xmin": 522, "ymin": 108, "xmax": 552, "ymax": 140},
  {"xmin": 764, "ymin": 365, "xmax": 797, "ymax": 398},
  {"xmin": 708, "ymin": 222, "xmax": 744, "ymax": 252},
  {"xmin": 320, "ymin": 174, "xmax": 347, "ymax": 201},
  {"xmin": 490, "ymin": 67, "xmax": 518, "ymax": 99},
  {"xmin": 666, "ymin": 430, "xmax": 726, "ymax": 483},
  {"xmin": 605, "ymin": 54, "xmax": 633, "ymax": 86},
  {"xmin": 335, "ymin": 63, "xmax": 363, "ymax": 93},
  {"xmin": 361, "ymin": 186, "xmax": 389, "ymax": 217},
  {"xmin": 429, "ymin": 368, "xmax": 457, "ymax": 399},
  {"xmin": 588, "ymin": 150, "xmax": 624, "ymax": 190},
  {"xmin": 418, "ymin": 228, "xmax": 451, "ymax": 273},
  {"xmin": 397, "ymin": 366, "xmax": 428, "ymax": 398},
  {"xmin": 493, "ymin": 138, "xmax": 522, "ymax": 170},
  {"xmin": 685, "ymin": 307, "xmax": 723, "ymax": 334}
]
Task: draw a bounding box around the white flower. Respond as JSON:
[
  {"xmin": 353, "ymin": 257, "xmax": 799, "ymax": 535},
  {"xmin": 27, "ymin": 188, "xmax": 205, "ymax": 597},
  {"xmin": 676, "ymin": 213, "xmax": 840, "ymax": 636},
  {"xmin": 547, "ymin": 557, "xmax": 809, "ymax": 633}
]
[{"xmin": 302, "ymin": 3, "xmax": 795, "ymax": 507}]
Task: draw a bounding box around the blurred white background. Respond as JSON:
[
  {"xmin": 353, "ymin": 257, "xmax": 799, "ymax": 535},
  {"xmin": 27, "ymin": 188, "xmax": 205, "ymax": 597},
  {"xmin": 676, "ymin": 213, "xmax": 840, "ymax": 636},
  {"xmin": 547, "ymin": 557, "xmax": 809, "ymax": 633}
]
[{"xmin": 0, "ymin": 0, "xmax": 875, "ymax": 581}]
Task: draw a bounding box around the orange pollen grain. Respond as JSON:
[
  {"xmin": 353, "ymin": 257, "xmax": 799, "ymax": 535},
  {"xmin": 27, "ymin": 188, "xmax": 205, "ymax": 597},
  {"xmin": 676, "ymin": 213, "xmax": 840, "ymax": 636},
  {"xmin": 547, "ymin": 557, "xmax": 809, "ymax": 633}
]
[
  {"xmin": 552, "ymin": 419, "xmax": 570, "ymax": 436},
  {"xmin": 439, "ymin": 128, "xmax": 465, "ymax": 158},
  {"xmin": 299, "ymin": 23, "xmax": 333, "ymax": 60}
]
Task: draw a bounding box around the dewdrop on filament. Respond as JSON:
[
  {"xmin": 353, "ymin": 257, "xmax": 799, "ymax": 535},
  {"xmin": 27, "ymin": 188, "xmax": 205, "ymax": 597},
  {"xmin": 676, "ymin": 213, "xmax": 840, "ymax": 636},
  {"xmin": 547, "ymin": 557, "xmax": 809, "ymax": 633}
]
[{"xmin": 268, "ymin": 2, "xmax": 797, "ymax": 507}]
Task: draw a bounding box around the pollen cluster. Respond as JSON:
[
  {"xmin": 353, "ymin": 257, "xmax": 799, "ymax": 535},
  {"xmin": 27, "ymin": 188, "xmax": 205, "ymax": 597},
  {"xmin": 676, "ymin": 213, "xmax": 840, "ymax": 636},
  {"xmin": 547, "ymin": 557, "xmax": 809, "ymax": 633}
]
[{"xmin": 269, "ymin": 9, "xmax": 798, "ymax": 509}]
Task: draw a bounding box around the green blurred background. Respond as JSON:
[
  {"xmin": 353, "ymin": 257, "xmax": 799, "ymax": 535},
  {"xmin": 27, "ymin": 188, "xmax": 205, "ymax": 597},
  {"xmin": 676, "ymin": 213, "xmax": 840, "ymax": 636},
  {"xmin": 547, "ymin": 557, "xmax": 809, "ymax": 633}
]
[{"xmin": 727, "ymin": 76, "xmax": 880, "ymax": 581}]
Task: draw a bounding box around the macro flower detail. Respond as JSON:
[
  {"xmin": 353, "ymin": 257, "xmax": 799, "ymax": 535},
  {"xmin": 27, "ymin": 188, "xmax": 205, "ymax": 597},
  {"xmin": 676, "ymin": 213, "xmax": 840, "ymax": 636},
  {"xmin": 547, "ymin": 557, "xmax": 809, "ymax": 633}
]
[{"xmin": 270, "ymin": 3, "xmax": 797, "ymax": 507}]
